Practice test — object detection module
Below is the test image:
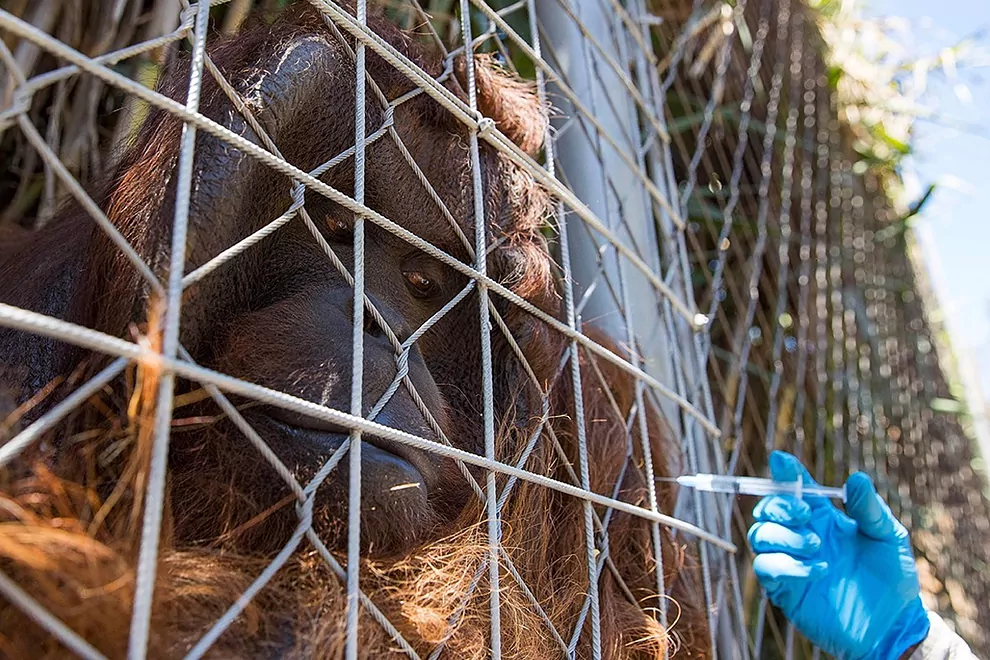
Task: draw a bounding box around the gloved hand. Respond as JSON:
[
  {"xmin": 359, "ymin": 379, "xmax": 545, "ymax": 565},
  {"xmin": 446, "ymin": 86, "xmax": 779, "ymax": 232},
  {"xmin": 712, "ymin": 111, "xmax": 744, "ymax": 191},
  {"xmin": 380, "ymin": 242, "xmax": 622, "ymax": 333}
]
[{"xmin": 747, "ymin": 451, "xmax": 930, "ymax": 660}]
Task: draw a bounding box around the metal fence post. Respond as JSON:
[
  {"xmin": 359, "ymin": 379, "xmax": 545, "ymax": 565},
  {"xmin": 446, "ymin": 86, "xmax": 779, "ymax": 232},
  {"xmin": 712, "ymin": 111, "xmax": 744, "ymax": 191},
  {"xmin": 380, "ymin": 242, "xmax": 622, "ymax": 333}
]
[{"xmin": 536, "ymin": 0, "xmax": 683, "ymax": 433}]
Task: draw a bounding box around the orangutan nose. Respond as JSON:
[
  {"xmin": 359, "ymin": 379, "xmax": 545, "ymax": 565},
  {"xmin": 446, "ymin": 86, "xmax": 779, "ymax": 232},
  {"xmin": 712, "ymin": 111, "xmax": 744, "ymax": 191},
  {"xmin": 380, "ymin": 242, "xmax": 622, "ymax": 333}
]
[{"xmin": 326, "ymin": 288, "xmax": 411, "ymax": 347}]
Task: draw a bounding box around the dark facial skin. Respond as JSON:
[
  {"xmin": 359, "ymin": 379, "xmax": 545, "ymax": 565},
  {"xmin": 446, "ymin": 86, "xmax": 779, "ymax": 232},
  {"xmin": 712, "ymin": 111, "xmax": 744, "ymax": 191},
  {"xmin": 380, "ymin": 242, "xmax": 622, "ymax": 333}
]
[
  {"xmin": 0, "ymin": 6, "xmax": 559, "ymax": 557},
  {"xmin": 0, "ymin": 13, "xmax": 722, "ymax": 658},
  {"xmin": 198, "ymin": 138, "xmax": 485, "ymax": 554}
]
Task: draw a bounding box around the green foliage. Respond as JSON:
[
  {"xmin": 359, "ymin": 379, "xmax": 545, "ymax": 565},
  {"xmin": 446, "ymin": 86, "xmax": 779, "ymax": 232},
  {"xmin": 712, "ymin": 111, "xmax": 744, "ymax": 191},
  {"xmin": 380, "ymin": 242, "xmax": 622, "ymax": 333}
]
[{"xmin": 808, "ymin": 1, "xmax": 983, "ymax": 207}]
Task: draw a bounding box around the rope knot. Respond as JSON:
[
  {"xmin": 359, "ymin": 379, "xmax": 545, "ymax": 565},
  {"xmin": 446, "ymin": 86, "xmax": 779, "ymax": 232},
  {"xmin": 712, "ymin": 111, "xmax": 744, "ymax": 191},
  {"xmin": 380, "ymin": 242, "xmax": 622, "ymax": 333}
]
[
  {"xmin": 382, "ymin": 105, "xmax": 396, "ymax": 128},
  {"xmin": 288, "ymin": 182, "xmax": 306, "ymax": 210},
  {"xmin": 178, "ymin": 4, "xmax": 198, "ymax": 33},
  {"xmin": 437, "ymin": 56, "xmax": 456, "ymax": 84},
  {"xmin": 394, "ymin": 350, "xmax": 410, "ymax": 380}
]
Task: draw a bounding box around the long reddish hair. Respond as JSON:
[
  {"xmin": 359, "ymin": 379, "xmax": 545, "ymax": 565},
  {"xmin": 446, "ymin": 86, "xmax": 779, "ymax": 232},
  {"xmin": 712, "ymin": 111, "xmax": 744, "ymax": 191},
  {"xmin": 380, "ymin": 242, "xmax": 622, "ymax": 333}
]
[{"xmin": 0, "ymin": 4, "xmax": 710, "ymax": 657}]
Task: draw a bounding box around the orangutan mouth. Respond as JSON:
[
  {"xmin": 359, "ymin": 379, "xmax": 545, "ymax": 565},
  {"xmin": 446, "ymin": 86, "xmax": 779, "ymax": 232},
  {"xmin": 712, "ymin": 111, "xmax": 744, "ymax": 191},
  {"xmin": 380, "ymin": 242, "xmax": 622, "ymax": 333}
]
[{"xmin": 262, "ymin": 406, "xmax": 431, "ymax": 492}]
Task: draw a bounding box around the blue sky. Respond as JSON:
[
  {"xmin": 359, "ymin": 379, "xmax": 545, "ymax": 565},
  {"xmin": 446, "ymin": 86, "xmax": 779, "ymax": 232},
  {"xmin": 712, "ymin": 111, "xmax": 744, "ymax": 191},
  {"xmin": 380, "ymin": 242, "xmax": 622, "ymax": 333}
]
[{"xmin": 863, "ymin": 0, "xmax": 990, "ymax": 438}]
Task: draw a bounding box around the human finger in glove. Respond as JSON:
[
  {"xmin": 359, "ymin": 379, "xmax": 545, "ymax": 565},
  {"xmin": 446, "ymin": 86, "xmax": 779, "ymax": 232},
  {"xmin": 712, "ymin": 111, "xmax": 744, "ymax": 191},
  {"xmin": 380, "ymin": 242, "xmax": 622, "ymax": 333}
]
[{"xmin": 747, "ymin": 451, "xmax": 975, "ymax": 660}]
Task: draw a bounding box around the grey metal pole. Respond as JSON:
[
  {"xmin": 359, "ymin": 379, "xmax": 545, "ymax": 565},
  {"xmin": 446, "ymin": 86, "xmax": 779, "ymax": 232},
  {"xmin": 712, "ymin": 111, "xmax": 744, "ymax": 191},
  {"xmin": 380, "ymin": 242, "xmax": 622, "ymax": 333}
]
[{"xmin": 537, "ymin": 0, "xmax": 682, "ymax": 430}]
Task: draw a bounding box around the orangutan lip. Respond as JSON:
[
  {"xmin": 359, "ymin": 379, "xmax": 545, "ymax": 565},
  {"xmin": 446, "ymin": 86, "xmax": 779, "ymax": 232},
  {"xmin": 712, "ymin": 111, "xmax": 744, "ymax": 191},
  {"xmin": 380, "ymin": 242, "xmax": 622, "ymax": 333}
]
[
  {"xmin": 261, "ymin": 408, "xmax": 426, "ymax": 476},
  {"xmin": 263, "ymin": 407, "xmax": 351, "ymax": 435}
]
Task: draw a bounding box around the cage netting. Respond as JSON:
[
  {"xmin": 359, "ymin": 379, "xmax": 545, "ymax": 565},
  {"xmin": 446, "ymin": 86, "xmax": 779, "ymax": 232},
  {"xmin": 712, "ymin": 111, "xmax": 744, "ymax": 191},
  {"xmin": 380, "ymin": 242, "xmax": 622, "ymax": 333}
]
[{"xmin": 0, "ymin": 0, "xmax": 987, "ymax": 658}]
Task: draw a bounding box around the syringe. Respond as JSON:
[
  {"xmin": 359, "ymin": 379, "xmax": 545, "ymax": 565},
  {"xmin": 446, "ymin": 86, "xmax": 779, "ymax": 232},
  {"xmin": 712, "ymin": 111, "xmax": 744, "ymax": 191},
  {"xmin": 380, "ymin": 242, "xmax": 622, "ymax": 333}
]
[{"xmin": 676, "ymin": 474, "xmax": 847, "ymax": 503}]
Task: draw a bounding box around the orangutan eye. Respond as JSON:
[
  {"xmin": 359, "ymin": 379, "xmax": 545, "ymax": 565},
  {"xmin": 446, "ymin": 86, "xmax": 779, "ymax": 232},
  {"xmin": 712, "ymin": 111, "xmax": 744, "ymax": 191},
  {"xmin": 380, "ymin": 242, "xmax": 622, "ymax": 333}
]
[
  {"xmin": 326, "ymin": 216, "xmax": 352, "ymax": 242},
  {"xmin": 403, "ymin": 270, "xmax": 435, "ymax": 297}
]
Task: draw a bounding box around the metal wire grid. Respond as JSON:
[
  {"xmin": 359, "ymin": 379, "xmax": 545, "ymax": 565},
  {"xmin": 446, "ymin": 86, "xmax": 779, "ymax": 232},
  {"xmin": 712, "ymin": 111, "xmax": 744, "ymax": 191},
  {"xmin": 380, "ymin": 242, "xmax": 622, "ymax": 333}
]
[
  {"xmin": 654, "ymin": 0, "xmax": 990, "ymax": 655},
  {"xmin": 0, "ymin": 0, "xmax": 988, "ymax": 658},
  {"xmin": 0, "ymin": 0, "xmax": 735, "ymax": 657}
]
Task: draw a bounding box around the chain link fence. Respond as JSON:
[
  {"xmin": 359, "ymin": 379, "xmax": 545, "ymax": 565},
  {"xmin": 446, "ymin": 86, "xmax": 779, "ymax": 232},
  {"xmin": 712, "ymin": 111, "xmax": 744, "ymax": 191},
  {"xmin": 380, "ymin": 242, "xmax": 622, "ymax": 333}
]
[{"xmin": 0, "ymin": 0, "xmax": 986, "ymax": 658}]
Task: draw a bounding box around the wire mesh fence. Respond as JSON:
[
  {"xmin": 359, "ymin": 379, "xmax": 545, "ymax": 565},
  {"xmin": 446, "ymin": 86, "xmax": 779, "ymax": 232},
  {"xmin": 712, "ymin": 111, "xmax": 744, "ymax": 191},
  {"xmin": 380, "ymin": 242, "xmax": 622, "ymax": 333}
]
[{"xmin": 0, "ymin": 0, "xmax": 986, "ymax": 658}]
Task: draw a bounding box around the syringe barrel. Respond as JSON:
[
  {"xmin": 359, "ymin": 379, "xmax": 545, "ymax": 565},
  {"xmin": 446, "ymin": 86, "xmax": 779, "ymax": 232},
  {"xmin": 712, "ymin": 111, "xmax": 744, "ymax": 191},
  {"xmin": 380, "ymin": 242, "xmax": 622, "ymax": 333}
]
[
  {"xmin": 711, "ymin": 475, "xmax": 783, "ymax": 497},
  {"xmin": 679, "ymin": 474, "xmax": 846, "ymax": 501}
]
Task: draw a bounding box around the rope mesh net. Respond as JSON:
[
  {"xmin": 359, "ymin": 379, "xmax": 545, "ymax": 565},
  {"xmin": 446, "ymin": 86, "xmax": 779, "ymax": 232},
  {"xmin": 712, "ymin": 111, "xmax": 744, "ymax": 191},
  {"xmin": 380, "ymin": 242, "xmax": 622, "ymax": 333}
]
[{"xmin": 0, "ymin": 0, "xmax": 987, "ymax": 658}]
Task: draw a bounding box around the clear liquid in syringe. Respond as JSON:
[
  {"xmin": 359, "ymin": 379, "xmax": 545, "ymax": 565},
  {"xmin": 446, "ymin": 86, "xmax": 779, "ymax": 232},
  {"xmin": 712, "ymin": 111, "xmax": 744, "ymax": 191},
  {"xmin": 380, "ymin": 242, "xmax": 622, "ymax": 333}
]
[{"xmin": 675, "ymin": 474, "xmax": 847, "ymax": 502}]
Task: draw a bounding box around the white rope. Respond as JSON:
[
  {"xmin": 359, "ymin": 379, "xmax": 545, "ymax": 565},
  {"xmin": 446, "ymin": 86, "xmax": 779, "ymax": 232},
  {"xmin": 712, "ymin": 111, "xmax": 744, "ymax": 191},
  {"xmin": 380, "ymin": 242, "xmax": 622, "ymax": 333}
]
[
  {"xmin": 744, "ymin": 2, "xmax": 793, "ymax": 656},
  {"xmin": 181, "ymin": 183, "xmax": 306, "ymax": 287},
  {"xmin": 0, "ymin": 3, "xmax": 962, "ymax": 659},
  {"xmin": 0, "ymin": 571, "xmax": 107, "ymax": 660},
  {"xmin": 307, "ymin": 0, "xmax": 701, "ymax": 325},
  {"xmin": 543, "ymin": 0, "xmax": 669, "ymax": 143},
  {"xmin": 0, "ymin": 303, "xmax": 737, "ymax": 553},
  {"xmin": 0, "ymin": 9, "xmax": 720, "ymax": 433},
  {"xmin": 0, "ymin": 3, "xmax": 837, "ymax": 656},
  {"xmin": 0, "ymin": 358, "xmax": 128, "ymax": 468},
  {"xmin": 685, "ymin": 0, "xmax": 775, "ymax": 650},
  {"xmin": 466, "ymin": 0, "xmax": 686, "ymax": 231},
  {"xmin": 455, "ymin": 2, "xmax": 504, "ymax": 655},
  {"xmin": 174, "ymin": 348, "xmax": 422, "ymax": 658},
  {"xmin": 16, "ymin": 117, "xmax": 163, "ymax": 295},
  {"xmin": 184, "ymin": 497, "xmax": 314, "ymax": 660},
  {"xmin": 345, "ymin": 2, "xmax": 368, "ymax": 656},
  {"xmin": 128, "ymin": 2, "xmax": 210, "ymax": 657},
  {"xmin": 15, "ymin": 10, "xmax": 195, "ymax": 101},
  {"xmin": 0, "ymin": 36, "xmax": 28, "ymax": 138}
]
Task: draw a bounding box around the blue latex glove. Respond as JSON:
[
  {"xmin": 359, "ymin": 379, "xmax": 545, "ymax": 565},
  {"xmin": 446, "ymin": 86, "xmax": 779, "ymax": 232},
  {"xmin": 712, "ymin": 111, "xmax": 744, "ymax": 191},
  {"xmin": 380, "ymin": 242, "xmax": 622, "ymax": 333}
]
[{"xmin": 747, "ymin": 451, "xmax": 930, "ymax": 660}]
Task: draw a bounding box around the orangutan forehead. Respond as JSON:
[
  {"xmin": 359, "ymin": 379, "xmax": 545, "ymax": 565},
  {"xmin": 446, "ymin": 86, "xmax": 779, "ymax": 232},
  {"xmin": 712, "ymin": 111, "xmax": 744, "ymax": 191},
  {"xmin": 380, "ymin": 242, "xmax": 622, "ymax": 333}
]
[{"xmin": 408, "ymin": 155, "xmax": 553, "ymax": 261}]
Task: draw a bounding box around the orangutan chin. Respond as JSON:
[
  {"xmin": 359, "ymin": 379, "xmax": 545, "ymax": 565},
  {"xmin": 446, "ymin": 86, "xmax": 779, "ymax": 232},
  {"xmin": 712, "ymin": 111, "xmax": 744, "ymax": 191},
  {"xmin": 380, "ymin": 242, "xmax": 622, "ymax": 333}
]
[{"xmin": 0, "ymin": 3, "xmax": 710, "ymax": 657}]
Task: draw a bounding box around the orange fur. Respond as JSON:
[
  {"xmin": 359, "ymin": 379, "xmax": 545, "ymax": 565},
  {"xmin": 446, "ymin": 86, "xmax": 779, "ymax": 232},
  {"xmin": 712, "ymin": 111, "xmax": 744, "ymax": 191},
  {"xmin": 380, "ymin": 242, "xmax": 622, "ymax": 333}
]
[{"xmin": 0, "ymin": 4, "xmax": 710, "ymax": 657}]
